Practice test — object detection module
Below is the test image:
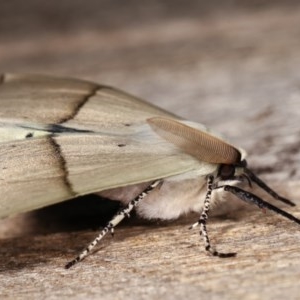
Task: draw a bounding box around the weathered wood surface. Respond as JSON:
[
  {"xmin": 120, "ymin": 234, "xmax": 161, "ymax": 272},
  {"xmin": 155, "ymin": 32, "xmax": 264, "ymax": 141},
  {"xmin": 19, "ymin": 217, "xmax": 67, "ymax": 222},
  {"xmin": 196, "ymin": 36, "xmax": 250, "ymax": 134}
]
[{"xmin": 1, "ymin": 1, "xmax": 300, "ymax": 299}]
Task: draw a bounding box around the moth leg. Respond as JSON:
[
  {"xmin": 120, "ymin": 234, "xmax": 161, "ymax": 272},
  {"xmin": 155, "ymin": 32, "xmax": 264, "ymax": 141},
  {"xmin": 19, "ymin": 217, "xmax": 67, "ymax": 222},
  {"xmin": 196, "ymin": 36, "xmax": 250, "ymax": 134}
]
[
  {"xmin": 190, "ymin": 175, "xmax": 236, "ymax": 258},
  {"xmin": 244, "ymin": 168, "xmax": 296, "ymax": 207},
  {"xmin": 65, "ymin": 180, "xmax": 162, "ymax": 269},
  {"xmin": 222, "ymin": 185, "xmax": 300, "ymax": 225}
]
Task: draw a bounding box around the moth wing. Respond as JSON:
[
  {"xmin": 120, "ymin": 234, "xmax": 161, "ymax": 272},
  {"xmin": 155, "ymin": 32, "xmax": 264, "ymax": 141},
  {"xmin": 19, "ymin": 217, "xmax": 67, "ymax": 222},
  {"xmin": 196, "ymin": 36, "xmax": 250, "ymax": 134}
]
[
  {"xmin": 0, "ymin": 74, "xmax": 217, "ymax": 218},
  {"xmin": 0, "ymin": 73, "xmax": 177, "ymax": 129}
]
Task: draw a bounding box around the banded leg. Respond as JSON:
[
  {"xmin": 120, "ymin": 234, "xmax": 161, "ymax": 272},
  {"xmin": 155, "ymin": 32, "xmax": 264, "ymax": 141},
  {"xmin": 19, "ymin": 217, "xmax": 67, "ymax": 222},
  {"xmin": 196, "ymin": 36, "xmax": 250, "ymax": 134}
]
[
  {"xmin": 223, "ymin": 185, "xmax": 300, "ymax": 225},
  {"xmin": 65, "ymin": 180, "xmax": 162, "ymax": 269},
  {"xmin": 244, "ymin": 168, "xmax": 295, "ymax": 206},
  {"xmin": 190, "ymin": 176, "xmax": 236, "ymax": 258}
]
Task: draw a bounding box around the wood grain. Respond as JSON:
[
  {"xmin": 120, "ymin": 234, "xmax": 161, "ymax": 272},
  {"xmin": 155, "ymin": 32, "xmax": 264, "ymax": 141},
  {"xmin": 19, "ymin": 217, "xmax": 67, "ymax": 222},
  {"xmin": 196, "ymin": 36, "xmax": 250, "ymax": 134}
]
[{"xmin": 0, "ymin": 1, "xmax": 300, "ymax": 299}]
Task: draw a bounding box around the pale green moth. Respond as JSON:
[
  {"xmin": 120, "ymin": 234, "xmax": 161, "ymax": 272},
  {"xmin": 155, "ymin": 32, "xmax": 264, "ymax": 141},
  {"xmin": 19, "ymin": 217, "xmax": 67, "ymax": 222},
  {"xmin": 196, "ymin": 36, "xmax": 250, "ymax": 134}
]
[{"xmin": 0, "ymin": 73, "xmax": 298, "ymax": 269}]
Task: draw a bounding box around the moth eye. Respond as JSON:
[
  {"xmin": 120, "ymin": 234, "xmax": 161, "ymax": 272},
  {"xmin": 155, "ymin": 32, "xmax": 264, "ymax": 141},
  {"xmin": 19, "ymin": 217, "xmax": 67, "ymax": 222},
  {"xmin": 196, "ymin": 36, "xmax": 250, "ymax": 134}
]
[{"xmin": 218, "ymin": 164, "xmax": 235, "ymax": 179}]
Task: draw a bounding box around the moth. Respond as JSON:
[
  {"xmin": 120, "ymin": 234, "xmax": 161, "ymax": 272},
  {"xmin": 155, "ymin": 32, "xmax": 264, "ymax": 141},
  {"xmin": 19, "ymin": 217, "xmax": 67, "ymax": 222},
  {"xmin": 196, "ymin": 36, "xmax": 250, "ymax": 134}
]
[{"xmin": 0, "ymin": 73, "xmax": 299, "ymax": 269}]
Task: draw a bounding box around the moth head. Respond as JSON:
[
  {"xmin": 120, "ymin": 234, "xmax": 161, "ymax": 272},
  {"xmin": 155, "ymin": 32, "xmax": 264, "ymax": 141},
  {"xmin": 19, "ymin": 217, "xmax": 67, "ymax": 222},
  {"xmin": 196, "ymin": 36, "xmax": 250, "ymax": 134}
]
[
  {"xmin": 217, "ymin": 159, "xmax": 247, "ymax": 181},
  {"xmin": 215, "ymin": 159, "xmax": 252, "ymax": 194}
]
